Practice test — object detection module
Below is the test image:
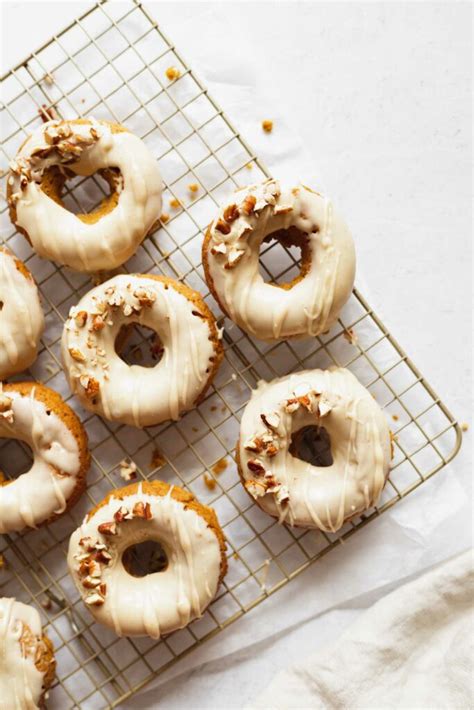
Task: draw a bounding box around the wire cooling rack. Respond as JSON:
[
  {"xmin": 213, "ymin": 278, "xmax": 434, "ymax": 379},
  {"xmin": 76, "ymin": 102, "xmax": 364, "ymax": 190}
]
[{"xmin": 0, "ymin": 2, "xmax": 462, "ymax": 708}]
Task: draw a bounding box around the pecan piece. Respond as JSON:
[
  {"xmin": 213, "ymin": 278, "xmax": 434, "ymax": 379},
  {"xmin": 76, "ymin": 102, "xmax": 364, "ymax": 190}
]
[
  {"xmin": 223, "ymin": 203, "xmax": 239, "ymax": 223},
  {"xmin": 69, "ymin": 347, "xmax": 86, "ymax": 363},
  {"xmin": 247, "ymin": 459, "xmax": 265, "ymax": 475},
  {"xmin": 244, "ymin": 480, "xmax": 266, "ymax": 499},
  {"xmin": 84, "ymin": 378, "xmax": 100, "ymax": 400},
  {"xmin": 261, "ymin": 411, "xmax": 280, "ymax": 431},
  {"xmin": 242, "ymin": 195, "xmax": 256, "ymax": 215},
  {"xmin": 84, "ymin": 592, "xmax": 105, "ymax": 606},
  {"xmin": 132, "ymin": 501, "xmax": 152, "ymax": 520},
  {"xmin": 215, "ymin": 219, "xmax": 231, "ymax": 235},
  {"xmin": 98, "ymin": 521, "xmax": 118, "ymax": 536}
]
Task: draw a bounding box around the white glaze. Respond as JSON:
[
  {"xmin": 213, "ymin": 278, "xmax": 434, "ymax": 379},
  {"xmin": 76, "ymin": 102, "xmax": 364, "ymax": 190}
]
[
  {"xmin": 0, "ymin": 249, "xmax": 44, "ymax": 380},
  {"xmin": 61, "ymin": 274, "xmax": 218, "ymax": 428},
  {"xmin": 0, "ymin": 598, "xmax": 49, "ymax": 710},
  {"xmin": 67, "ymin": 485, "xmax": 223, "ymax": 638},
  {"xmin": 204, "ymin": 180, "xmax": 355, "ymax": 341},
  {"xmin": 238, "ymin": 368, "xmax": 391, "ymax": 531},
  {"xmin": 0, "ymin": 385, "xmax": 84, "ymax": 533},
  {"xmin": 9, "ymin": 119, "xmax": 162, "ymax": 272}
]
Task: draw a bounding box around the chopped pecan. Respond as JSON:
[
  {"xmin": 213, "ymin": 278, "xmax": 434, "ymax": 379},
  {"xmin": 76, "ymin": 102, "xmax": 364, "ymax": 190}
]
[
  {"xmin": 84, "ymin": 378, "xmax": 100, "ymax": 400},
  {"xmin": 211, "ymin": 242, "xmax": 227, "ymax": 256},
  {"xmin": 244, "ymin": 480, "xmax": 266, "ymax": 499},
  {"xmin": 241, "ymin": 195, "xmax": 256, "ymax": 215},
  {"xmin": 265, "ymin": 443, "xmax": 279, "ymax": 458},
  {"xmin": 215, "ymin": 219, "xmax": 231, "ymax": 235},
  {"xmin": 95, "ymin": 549, "xmax": 112, "ymax": 564},
  {"xmin": 261, "ymin": 411, "xmax": 280, "ymax": 431},
  {"xmin": 225, "ymin": 248, "xmax": 245, "ymax": 268},
  {"xmin": 74, "ymin": 311, "xmax": 88, "ymax": 328},
  {"xmin": 84, "ymin": 592, "xmax": 105, "ymax": 606},
  {"xmin": 114, "ymin": 506, "xmax": 131, "ymax": 523},
  {"xmin": 82, "ymin": 575, "xmax": 101, "ymax": 589},
  {"xmin": 91, "ymin": 315, "xmax": 106, "ymax": 331},
  {"xmin": 132, "ymin": 501, "xmax": 152, "ymax": 520},
  {"xmin": 69, "ymin": 347, "xmax": 86, "ymax": 363},
  {"xmin": 98, "ymin": 521, "xmax": 118, "ymax": 536},
  {"xmin": 247, "ymin": 459, "xmax": 265, "ymax": 475},
  {"xmin": 243, "ymin": 436, "xmax": 264, "ymax": 453},
  {"xmin": 223, "ymin": 203, "xmax": 239, "ymax": 223}
]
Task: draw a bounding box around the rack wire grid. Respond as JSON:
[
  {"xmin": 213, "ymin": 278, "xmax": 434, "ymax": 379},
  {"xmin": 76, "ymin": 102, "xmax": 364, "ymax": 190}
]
[{"xmin": 0, "ymin": 1, "xmax": 463, "ymax": 708}]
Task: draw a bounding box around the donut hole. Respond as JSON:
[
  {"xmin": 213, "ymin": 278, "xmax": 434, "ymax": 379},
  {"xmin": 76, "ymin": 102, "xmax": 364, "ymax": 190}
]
[
  {"xmin": 289, "ymin": 425, "xmax": 333, "ymax": 467},
  {"xmin": 259, "ymin": 227, "xmax": 311, "ymax": 287},
  {"xmin": 122, "ymin": 540, "xmax": 168, "ymax": 577},
  {"xmin": 0, "ymin": 440, "xmax": 34, "ymax": 482},
  {"xmin": 115, "ymin": 324, "xmax": 164, "ymax": 367},
  {"xmin": 41, "ymin": 166, "xmax": 122, "ymax": 223}
]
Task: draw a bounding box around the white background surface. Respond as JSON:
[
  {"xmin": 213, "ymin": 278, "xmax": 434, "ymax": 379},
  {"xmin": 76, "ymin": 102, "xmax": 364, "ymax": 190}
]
[{"xmin": 1, "ymin": 2, "xmax": 472, "ymax": 709}]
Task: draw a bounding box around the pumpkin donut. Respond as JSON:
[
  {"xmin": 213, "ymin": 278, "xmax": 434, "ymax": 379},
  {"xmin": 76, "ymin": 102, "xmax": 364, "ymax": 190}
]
[
  {"xmin": 68, "ymin": 481, "xmax": 227, "ymax": 638},
  {"xmin": 202, "ymin": 179, "xmax": 356, "ymax": 341},
  {"xmin": 0, "ymin": 247, "xmax": 44, "ymax": 380},
  {"xmin": 7, "ymin": 118, "xmax": 162, "ymax": 272},
  {"xmin": 61, "ymin": 274, "xmax": 223, "ymax": 427},
  {"xmin": 237, "ymin": 367, "xmax": 391, "ymax": 531},
  {"xmin": 0, "ymin": 597, "xmax": 56, "ymax": 708},
  {"xmin": 0, "ymin": 382, "xmax": 90, "ymax": 533}
]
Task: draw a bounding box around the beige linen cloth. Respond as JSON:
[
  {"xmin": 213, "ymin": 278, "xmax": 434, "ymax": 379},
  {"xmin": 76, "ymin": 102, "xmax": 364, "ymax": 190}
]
[{"xmin": 251, "ymin": 550, "xmax": 473, "ymax": 710}]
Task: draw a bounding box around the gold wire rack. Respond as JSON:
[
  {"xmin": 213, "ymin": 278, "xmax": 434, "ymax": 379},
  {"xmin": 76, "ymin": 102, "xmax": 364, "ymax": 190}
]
[{"xmin": 0, "ymin": 1, "xmax": 462, "ymax": 708}]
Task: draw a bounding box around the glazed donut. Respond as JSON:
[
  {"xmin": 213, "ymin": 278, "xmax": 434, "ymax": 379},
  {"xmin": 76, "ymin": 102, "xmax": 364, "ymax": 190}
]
[
  {"xmin": 0, "ymin": 597, "xmax": 56, "ymax": 709},
  {"xmin": 202, "ymin": 179, "xmax": 356, "ymax": 341},
  {"xmin": 61, "ymin": 274, "xmax": 223, "ymax": 427},
  {"xmin": 7, "ymin": 118, "xmax": 162, "ymax": 272},
  {"xmin": 0, "ymin": 382, "xmax": 90, "ymax": 533},
  {"xmin": 68, "ymin": 481, "xmax": 227, "ymax": 638},
  {"xmin": 0, "ymin": 248, "xmax": 44, "ymax": 379},
  {"xmin": 237, "ymin": 367, "xmax": 391, "ymax": 531}
]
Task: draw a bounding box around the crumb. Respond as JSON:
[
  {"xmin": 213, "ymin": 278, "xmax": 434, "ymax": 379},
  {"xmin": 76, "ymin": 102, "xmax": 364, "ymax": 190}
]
[
  {"xmin": 232, "ymin": 552, "xmax": 239, "ymax": 560},
  {"xmin": 160, "ymin": 212, "xmax": 170, "ymax": 224},
  {"xmin": 231, "ymin": 373, "xmax": 237, "ymax": 381},
  {"xmin": 261, "ymin": 119, "xmax": 273, "ymax": 133},
  {"xmin": 343, "ymin": 328, "xmax": 358, "ymax": 345},
  {"xmin": 169, "ymin": 198, "xmax": 181, "ymax": 209},
  {"xmin": 210, "ymin": 406, "xmax": 217, "ymax": 412},
  {"xmin": 221, "ymin": 405, "xmax": 226, "ymax": 413},
  {"xmin": 81, "ymin": 98, "xmax": 85, "ymax": 104},
  {"xmin": 0, "ymin": 553, "xmax": 7, "ymax": 571},
  {"xmin": 212, "ymin": 457, "xmax": 228, "ymax": 476},
  {"xmin": 192, "ymin": 426, "xmax": 198, "ymax": 432},
  {"xmin": 118, "ymin": 458, "xmax": 137, "ymax": 481},
  {"xmin": 165, "ymin": 66, "xmax": 181, "ymax": 82},
  {"xmin": 188, "ymin": 183, "xmax": 199, "ymax": 194},
  {"xmin": 392, "ymin": 414, "xmax": 399, "ymax": 421},
  {"xmin": 150, "ymin": 447, "xmax": 165, "ymax": 470},
  {"xmin": 203, "ymin": 473, "xmax": 216, "ymax": 491},
  {"xmin": 41, "ymin": 598, "xmax": 52, "ymax": 610},
  {"xmin": 245, "ymin": 163, "xmax": 253, "ymax": 170},
  {"xmin": 461, "ymin": 422, "xmax": 469, "ymax": 432},
  {"xmin": 42, "ymin": 73, "xmax": 54, "ymax": 86}
]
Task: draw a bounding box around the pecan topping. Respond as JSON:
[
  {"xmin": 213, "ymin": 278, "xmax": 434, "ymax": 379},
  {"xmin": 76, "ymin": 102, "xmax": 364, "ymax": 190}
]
[
  {"xmin": 261, "ymin": 411, "xmax": 280, "ymax": 431},
  {"xmin": 215, "ymin": 219, "xmax": 231, "ymax": 235},
  {"xmin": 211, "ymin": 242, "xmax": 227, "ymax": 256},
  {"xmin": 243, "ymin": 436, "xmax": 264, "ymax": 453},
  {"xmin": 98, "ymin": 521, "xmax": 118, "ymax": 536},
  {"xmin": 242, "ymin": 194, "xmax": 257, "ymax": 215},
  {"xmin": 114, "ymin": 506, "xmax": 131, "ymax": 523},
  {"xmin": 275, "ymin": 486, "xmax": 290, "ymax": 504},
  {"xmin": 95, "ymin": 549, "xmax": 112, "ymax": 564},
  {"xmin": 84, "ymin": 378, "xmax": 100, "ymax": 400},
  {"xmin": 82, "ymin": 575, "xmax": 102, "ymax": 589},
  {"xmin": 132, "ymin": 501, "xmax": 152, "ymax": 520},
  {"xmin": 84, "ymin": 592, "xmax": 105, "ymax": 606},
  {"xmin": 74, "ymin": 311, "xmax": 88, "ymax": 328},
  {"xmin": 91, "ymin": 315, "xmax": 106, "ymax": 331},
  {"xmin": 223, "ymin": 203, "xmax": 239, "ymax": 223},
  {"xmin": 225, "ymin": 248, "xmax": 245, "ymax": 268},
  {"xmin": 247, "ymin": 459, "xmax": 265, "ymax": 475},
  {"xmin": 244, "ymin": 480, "xmax": 266, "ymax": 499},
  {"xmin": 0, "ymin": 395, "xmax": 13, "ymax": 413},
  {"xmin": 69, "ymin": 347, "xmax": 86, "ymax": 362}
]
